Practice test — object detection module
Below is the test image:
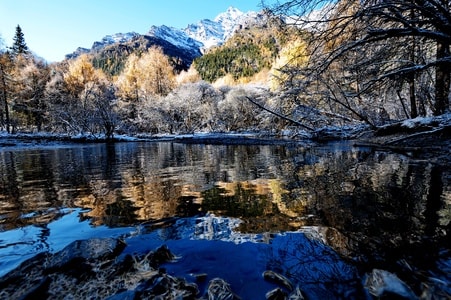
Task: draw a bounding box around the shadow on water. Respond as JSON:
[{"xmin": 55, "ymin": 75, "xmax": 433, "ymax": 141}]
[{"xmin": 0, "ymin": 141, "xmax": 449, "ymax": 298}]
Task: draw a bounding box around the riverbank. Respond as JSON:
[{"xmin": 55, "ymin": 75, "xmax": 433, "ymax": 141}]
[{"xmin": 1, "ymin": 114, "xmax": 449, "ymax": 146}]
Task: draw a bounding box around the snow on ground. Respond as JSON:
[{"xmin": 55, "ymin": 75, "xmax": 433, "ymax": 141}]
[
  {"xmin": 401, "ymin": 113, "xmax": 451, "ymax": 128},
  {"xmin": 1, "ymin": 113, "xmax": 449, "ymax": 146}
]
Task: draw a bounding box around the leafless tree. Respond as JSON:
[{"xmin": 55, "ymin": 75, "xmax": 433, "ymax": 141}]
[
  {"xmin": 264, "ymin": 0, "xmax": 450, "ymax": 125},
  {"xmin": 11, "ymin": 55, "xmax": 50, "ymax": 131}
]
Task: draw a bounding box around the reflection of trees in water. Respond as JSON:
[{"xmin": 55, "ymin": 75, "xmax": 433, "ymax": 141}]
[
  {"xmin": 202, "ymin": 183, "xmax": 269, "ymax": 217},
  {"xmin": 288, "ymin": 149, "xmax": 450, "ymax": 295},
  {"xmin": 1, "ymin": 143, "xmax": 449, "ymax": 246},
  {"xmin": 0, "ymin": 143, "xmax": 308, "ymax": 229},
  {"xmin": 0, "ymin": 151, "xmax": 64, "ymax": 230},
  {"xmin": 297, "ymin": 151, "xmax": 448, "ymax": 243},
  {"xmin": 103, "ymin": 197, "xmax": 138, "ymax": 227},
  {"xmin": 263, "ymin": 233, "xmax": 362, "ymax": 299},
  {"xmin": 200, "ymin": 180, "xmax": 309, "ymax": 233}
]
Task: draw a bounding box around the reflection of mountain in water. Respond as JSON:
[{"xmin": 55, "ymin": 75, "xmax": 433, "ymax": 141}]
[
  {"xmin": 0, "ymin": 141, "xmax": 449, "ymax": 297},
  {"xmin": 1, "ymin": 143, "xmax": 449, "ymax": 238},
  {"xmin": 1, "ymin": 142, "xmax": 449, "ymax": 244}
]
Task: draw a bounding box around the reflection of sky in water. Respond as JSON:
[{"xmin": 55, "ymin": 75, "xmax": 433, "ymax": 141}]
[
  {"xmin": 121, "ymin": 214, "xmax": 361, "ymax": 299},
  {"xmin": 0, "ymin": 141, "xmax": 449, "ymax": 298},
  {"xmin": 0, "ymin": 208, "xmax": 135, "ymax": 277}
]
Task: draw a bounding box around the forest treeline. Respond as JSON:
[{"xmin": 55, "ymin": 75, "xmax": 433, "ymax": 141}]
[{"xmin": 0, "ymin": 0, "xmax": 450, "ymax": 139}]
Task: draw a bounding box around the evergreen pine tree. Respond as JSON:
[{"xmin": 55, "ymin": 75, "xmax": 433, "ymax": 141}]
[{"xmin": 11, "ymin": 25, "xmax": 29, "ymax": 56}]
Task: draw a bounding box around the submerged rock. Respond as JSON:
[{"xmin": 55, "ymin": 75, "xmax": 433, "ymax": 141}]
[
  {"xmin": 266, "ymin": 287, "xmax": 288, "ymax": 300},
  {"xmin": 207, "ymin": 277, "xmax": 239, "ymax": 300},
  {"xmin": 50, "ymin": 238, "xmax": 125, "ymax": 267},
  {"xmin": 288, "ymin": 286, "xmax": 305, "ymax": 300},
  {"xmin": 263, "ymin": 270, "xmax": 294, "ymax": 292},
  {"xmin": 47, "ymin": 238, "xmax": 126, "ymax": 278},
  {"xmin": 364, "ymin": 269, "xmax": 418, "ymax": 299},
  {"xmin": 135, "ymin": 270, "xmax": 199, "ymax": 299},
  {"xmin": 0, "ymin": 238, "xmax": 197, "ymax": 300}
]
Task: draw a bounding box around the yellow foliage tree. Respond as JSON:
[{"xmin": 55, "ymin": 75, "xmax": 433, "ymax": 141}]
[
  {"xmin": 270, "ymin": 38, "xmax": 309, "ymax": 90},
  {"xmin": 115, "ymin": 53, "xmax": 140, "ymax": 101},
  {"xmin": 176, "ymin": 65, "xmax": 201, "ymax": 85},
  {"xmin": 324, "ymin": 0, "xmax": 362, "ymax": 52},
  {"xmin": 64, "ymin": 54, "xmax": 106, "ymax": 97},
  {"xmin": 116, "ymin": 46, "xmax": 175, "ymax": 100},
  {"xmin": 138, "ymin": 46, "xmax": 175, "ymax": 97}
]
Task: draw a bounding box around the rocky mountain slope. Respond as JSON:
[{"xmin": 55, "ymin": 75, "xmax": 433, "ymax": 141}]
[{"xmin": 65, "ymin": 7, "xmax": 268, "ymax": 75}]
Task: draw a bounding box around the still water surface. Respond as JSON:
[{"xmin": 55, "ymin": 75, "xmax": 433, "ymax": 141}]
[{"xmin": 0, "ymin": 141, "xmax": 449, "ymax": 298}]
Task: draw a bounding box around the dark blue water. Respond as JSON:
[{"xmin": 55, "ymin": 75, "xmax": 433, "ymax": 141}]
[{"xmin": 0, "ymin": 141, "xmax": 449, "ymax": 298}]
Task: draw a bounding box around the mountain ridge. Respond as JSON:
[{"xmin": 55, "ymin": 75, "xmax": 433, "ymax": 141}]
[{"xmin": 65, "ymin": 6, "xmax": 267, "ymax": 63}]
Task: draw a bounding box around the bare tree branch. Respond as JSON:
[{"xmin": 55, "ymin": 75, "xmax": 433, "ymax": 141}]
[{"xmin": 246, "ymin": 96, "xmax": 314, "ymax": 131}]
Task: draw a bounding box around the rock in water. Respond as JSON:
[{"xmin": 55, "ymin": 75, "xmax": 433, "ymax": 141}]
[
  {"xmin": 266, "ymin": 287, "xmax": 288, "ymax": 300},
  {"xmin": 47, "ymin": 238, "xmax": 126, "ymax": 278},
  {"xmin": 288, "ymin": 286, "xmax": 305, "ymax": 300},
  {"xmin": 263, "ymin": 270, "xmax": 294, "ymax": 292},
  {"xmin": 364, "ymin": 269, "xmax": 418, "ymax": 299},
  {"xmin": 207, "ymin": 278, "xmax": 238, "ymax": 300}
]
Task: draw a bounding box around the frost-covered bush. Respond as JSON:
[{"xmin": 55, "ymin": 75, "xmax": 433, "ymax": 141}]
[
  {"xmin": 150, "ymin": 81, "xmax": 221, "ymax": 134},
  {"xmin": 217, "ymin": 86, "xmax": 269, "ymax": 132}
]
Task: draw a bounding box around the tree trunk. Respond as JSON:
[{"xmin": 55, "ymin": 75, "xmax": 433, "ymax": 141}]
[
  {"xmin": 434, "ymin": 40, "xmax": 450, "ymax": 116},
  {"xmin": 0, "ymin": 64, "xmax": 10, "ymax": 133},
  {"xmin": 409, "ymin": 78, "xmax": 417, "ymax": 118},
  {"xmin": 409, "ymin": 9, "xmax": 418, "ymax": 118}
]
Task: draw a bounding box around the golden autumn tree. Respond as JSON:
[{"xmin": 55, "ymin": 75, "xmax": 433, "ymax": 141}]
[
  {"xmin": 115, "ymin": 53, "xmax": 140, "ymax": 120},
  {"xmin": 116, "ymin": 46, "xmax": 175, "ymax": 100},
  {"xmin": 270, "ymin": 37, "xmax": 309, "ymax": 90},
  {"xmin": 115, "ymin": 47, "xmax": 175, "ymax": 129},
  {"xmin": 115, "ymin": 53, "xmax": 140, "ymax": 102},
  {"xmin": 60, "ymin": 54, "xmax": 117, "ymax": 138},
  {"xmin": 64, "ymin": 54, "xmax": 102, "ymax": 98},
  {"xmin": 138, "ymin": 46, "xmax": 175, "ymax": 97}
]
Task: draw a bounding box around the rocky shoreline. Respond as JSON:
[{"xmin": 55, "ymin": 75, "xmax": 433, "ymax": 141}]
[
  {"xmin": 0, "ymin": 237, "xmax": 309, "ymax": 299},
  {"xmin": 0, "ymin": 237, "xmax": 427, "ymax": 300}
]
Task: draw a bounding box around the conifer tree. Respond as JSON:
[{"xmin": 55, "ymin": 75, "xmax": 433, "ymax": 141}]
[{"xmin": 11, "ymin": 25, "xmax": 29, "ymax": 56}]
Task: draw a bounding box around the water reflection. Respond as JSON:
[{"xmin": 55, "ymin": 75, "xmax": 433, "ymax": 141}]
[
  {"xmin": 0, "ymin": 141, "xmax": 449, "ymax": 295},
  {"xmin": 1, "ymin": 143, "xmax": 312, "ymax": 229},
  {"xmin": 1, "ymin": 142, "xmax": 449, "ymax": 239}
]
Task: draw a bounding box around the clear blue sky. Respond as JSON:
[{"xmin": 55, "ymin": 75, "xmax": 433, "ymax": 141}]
[{"xmin": 0, "ymin": 0, "xmax": 270, "ymax": 62}]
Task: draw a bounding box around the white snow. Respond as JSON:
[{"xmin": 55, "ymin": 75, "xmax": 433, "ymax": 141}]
[
  {"xmin": 402, "ymin": 116, "xmax": 434, "ymax": 128},
  {"xmin": 101, "ymin": 32, "xmax": 139, "ymax": 44},
  {"xmin": 89, "ymin": 7, "xmax": 267, "ymax": 55},
  {"xmin": 401, "ymin": 113, "xmax": 451, "ymax": 128},
  {"xmin": 147, "ymin": 25, "xmax": 202, "ymax": 52}
]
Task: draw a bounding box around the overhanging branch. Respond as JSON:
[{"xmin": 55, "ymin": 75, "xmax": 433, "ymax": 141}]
[{"xmin": 245, "ymin": 96, "xmax": 314, "ymax": 131}]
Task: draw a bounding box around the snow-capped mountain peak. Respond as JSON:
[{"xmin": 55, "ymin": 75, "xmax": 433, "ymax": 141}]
[
  {"xmin": 147, "ymin": 25, "xmax": 202, "ymax": 52},
  {"xmin": 184, "ymin": 19, "xmax": 224, "ymax": 50},
  {"xmin": 214, "ymin": 6, "xmax": 245, "ymax": 24},
  {"xmin": 145, "ymin": 7, "xmax": 254, "ymax": 53},
  {"xmin": 92, "ymin": 32, "xmax": 139, "ymax": 50},
  {"xmin": 182, "ymin": 6, "xmax": 260, "ymax": 52},
  {"xmin": 69, "ymin": 7, "xmax": 265, "ymax": 60}
]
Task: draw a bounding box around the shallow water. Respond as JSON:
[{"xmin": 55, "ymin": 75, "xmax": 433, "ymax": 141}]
[{"xmin": 0, "ymin": 141, "xmax": 449, "ymax": 298}]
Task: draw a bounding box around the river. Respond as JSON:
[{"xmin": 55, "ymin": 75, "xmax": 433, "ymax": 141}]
[{"xmin": 0, "ymin": 140, "xmax": 449, "ymax": 298}]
